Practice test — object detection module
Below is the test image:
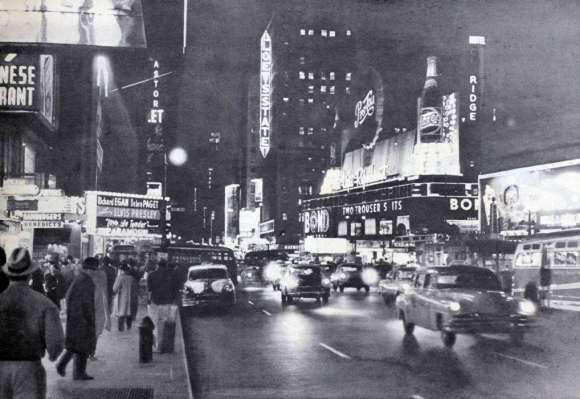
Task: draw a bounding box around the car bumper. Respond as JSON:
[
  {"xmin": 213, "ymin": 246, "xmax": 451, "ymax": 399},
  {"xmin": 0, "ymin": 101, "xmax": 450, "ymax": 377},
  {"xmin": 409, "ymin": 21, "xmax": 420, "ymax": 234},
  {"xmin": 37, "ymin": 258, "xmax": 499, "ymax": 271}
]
[
  {"xmin": 181, "ymin": 293, "xmax": 236, "ymax": 308},
  {"xmin": 287, "ymin": 287, "xmax": 329, "ymax": 298},
  {"xmin": 445, "ymin": 314, "xmax": 534, "ymax": 334}
]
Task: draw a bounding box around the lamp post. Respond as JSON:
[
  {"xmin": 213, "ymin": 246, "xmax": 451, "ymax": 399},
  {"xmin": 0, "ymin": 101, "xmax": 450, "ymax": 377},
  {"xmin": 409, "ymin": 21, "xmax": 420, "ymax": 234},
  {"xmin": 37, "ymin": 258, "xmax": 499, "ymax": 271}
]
[{"xmin": 162, "ymin": 147, "xmax": 188, "ymax": 248}]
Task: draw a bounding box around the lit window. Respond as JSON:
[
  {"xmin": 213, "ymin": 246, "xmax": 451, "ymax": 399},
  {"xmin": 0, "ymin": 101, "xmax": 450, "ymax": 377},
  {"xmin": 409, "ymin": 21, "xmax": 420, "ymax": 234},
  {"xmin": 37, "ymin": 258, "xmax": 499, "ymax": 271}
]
[
  {"xmin": 320, "ymin": 72, "xmax": 326, "ymax": 80},
  {"xmin": 308, "ymin": 72, "xmax": 314, "ymax": 80},
  {"xmin": 308, "ymin": 157, "xmax": 313, "ymax": 161},
  {"xmin": 282, "ymin": 213, "xmax": 288, "ymax": 221},
  {"xmin": 321, "ymin": 127, "xmax": 327, "ymax": 133},
  {"xmin": 308, "ymin": 29, "xmax": 314, "ymax": 36},
  {"xmin": 307, "ymin": 98, "xmax": 313, "ymax": 104},
  {"xmin": 346, "ymin": 72, "xmax": 352, "ymax": 81},
  {"xmin": 299, "ymin": 56, "xmax": 305, "ymax": 65},
  {"xmin": 308, "ymin": 85, "xmax": 314, "ymax": 94},
  {"xmin": 345, "ymin": 87, "xmax": 351, "ymax": 94},
  {"xmin": 329, "ymin": 30, "xmax": 335, "ymax": 37},
  {"xmin": 299, "ymin": 98, "xmax": 305, "ymax": 105},
  {"xmin": 283, "ymin": 97, "xmax": 289, "ymax": 102},
  {"xmin": 308, "ymin": 127, "xmax": 314, "ymax": 135},
  {"xmin": 320, "ymin": 85, "xmax": 327, "ymax": 93},
  {"xmin": 300, "ymin": 29, "xmax": 306, "ymax": 36},
  {"xmin": 330, "ymin": 72, "xmax": 335, "ymax": 80},
  {"xmin": 299, "ymin": 127, "xmax": 305, "ymax": 135},
  {"xmin": 346, "ymin": 30, "xmax": 352, "ymax": 36},
  {"xmin": 330, "ymin": 86, "xmax": 335, "ymax": 95},
  {"xmin": 299, "ymin": 71, "xmax": 305, "ymax": 79},
  {"xmin": 321, "ymin": 29, "xmax": 327, "ymax": 37}
]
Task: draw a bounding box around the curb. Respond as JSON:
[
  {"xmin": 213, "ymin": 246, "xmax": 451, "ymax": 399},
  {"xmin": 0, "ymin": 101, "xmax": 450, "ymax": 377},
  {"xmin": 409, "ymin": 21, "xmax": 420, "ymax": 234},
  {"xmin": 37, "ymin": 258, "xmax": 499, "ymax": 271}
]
[{"xmin": 177, "ymin": 309, "xmax": 194, "ymax": 399}]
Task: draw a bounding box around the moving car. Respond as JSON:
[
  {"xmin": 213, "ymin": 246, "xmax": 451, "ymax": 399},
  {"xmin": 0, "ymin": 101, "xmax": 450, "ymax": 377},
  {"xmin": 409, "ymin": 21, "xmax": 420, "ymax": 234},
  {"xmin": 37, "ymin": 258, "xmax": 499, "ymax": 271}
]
[
  {"xmin": 396, "ymin": 265, "xmax": 536, "ymax": 348},
  {"xmin": 263, "ymin": 260, "xmax": 288, "ymax": 291},
  {"xmin": 240, "ymin": 265, "xmax": 265, "ymax": 285},
  {"xmin": 181, "ymin": 264, "xmax": 236, "ymax": 309},
  {"xmin": 280, "ymin": 264, "xmax": 331, "ymax": 305},
  {"xmin": 378, "ymin": 266, "xmax": 417, "ymax": 305},
  {"xmin": 331, "ymin": 263, "xmax": 376, "ymax": 293}
]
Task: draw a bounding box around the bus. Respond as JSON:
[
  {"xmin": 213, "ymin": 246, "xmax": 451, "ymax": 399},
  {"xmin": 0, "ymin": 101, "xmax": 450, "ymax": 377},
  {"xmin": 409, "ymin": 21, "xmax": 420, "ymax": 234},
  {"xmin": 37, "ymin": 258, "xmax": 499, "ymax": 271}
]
[
  {"xmin": 156, "ymin": 244, "xmax": 238, "ymax": 286},
  {"xmin": 512, "ymin": 231, "xmax": 580, "ymax": 311}
]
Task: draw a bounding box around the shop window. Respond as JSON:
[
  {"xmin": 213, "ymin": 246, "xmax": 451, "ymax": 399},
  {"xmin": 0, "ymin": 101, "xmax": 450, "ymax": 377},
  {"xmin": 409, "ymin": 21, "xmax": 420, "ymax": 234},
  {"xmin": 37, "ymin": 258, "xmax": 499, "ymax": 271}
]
[
  {"xmin": 338, "ymin": 221, "xmax": 348, "ymax": 236},
  {"xmin": 379, "ymin": 220, "xmax": 392, "ymax": 235},
  {"xmin": 365, "ymin": 218, "xmax": 376, "ymax": 235},
  {"xmin": 350, "ymin": 222, "xmax": 362, "ymax": 237}
]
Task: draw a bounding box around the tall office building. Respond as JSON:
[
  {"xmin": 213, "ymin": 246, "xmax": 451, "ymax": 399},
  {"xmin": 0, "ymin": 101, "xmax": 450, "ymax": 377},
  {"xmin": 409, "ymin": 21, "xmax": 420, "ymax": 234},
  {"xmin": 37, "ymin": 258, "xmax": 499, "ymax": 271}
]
[{"xmin": 251, "ymin": 12, "xmax": 356, "ymax": 246}]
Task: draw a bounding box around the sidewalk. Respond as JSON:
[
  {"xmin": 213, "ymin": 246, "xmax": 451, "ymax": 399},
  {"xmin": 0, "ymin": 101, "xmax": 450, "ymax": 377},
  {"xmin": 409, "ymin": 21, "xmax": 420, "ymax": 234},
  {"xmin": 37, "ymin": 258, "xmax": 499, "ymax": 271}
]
[{"xmin": 44, "ymin": 304, "xmax": 193, "ymax": 399}]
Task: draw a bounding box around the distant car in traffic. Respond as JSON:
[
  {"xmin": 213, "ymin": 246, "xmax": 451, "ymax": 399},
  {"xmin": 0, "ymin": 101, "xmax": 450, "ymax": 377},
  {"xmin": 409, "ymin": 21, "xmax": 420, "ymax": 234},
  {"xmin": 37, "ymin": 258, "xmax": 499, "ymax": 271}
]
[
  {"xmin": 263, "ymin": 260, "xmax": 288, "ymax": 291},
  {"xmin": 240, "ymin": 265, "xmax": 265, "ymax": 285},
  {"xmin": 280, "ymin": 264, "xmax": 331, "ymax": 305},
  {"xmin": 396, "ymin": 265, "xmax": 536, "ymax": 348},
  {"xmin": 330, "ymin": 264, "xmax": 378, "ymax": 293},
  {"xmin": 181, "ymin": 264, "xmax": 236, "ymax": 310},
  {"xmin": 378, "ymin": 266, "xmax": 417, "ymax": 305}
]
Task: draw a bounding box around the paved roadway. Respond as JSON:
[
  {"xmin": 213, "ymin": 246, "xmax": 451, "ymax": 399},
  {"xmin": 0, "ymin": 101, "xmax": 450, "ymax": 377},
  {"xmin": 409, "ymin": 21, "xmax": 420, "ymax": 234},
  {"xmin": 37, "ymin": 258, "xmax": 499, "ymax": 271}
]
[{"xmin": 181, "ymin": 285, "xmax": 580, "ymax": 399}]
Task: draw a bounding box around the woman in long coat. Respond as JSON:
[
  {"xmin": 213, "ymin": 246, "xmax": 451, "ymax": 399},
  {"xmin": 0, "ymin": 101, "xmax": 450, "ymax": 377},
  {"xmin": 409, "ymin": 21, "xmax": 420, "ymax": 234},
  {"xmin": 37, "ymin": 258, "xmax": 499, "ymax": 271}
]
[
  {"xmin": 85, "ymin": 266, "xmax": 110, "ymax": 358},
  {"xmin": 113, "ymin": 263, "xmax": 138, "ymax": 331},
  {"xmin": 56, "ymin": 257, "xmax": 97, "ymax": 380}
]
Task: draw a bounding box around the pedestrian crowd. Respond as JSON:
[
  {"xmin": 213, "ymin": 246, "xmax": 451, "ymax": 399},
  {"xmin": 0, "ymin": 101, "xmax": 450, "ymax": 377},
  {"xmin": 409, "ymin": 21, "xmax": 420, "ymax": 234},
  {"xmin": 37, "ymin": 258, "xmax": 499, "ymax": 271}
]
[{"xmin": 0, "ymin": 246, "xmax": 183, "ymax": 399}]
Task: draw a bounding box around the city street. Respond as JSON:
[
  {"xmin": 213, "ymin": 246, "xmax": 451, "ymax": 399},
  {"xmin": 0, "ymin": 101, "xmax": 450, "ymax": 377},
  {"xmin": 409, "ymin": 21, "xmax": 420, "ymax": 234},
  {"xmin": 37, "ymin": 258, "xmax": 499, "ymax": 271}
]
[{"xmin": 182, "ymin": 286, "xmax": 580, "ymax": 399}]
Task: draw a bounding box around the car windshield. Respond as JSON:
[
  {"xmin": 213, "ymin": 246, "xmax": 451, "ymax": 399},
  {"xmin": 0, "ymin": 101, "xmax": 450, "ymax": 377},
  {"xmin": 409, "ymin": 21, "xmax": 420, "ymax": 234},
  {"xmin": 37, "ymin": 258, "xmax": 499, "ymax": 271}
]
[
  {"xmin": 189, "ymin": 268, "xmax": 227, "ymax": 280},
  {"xmin": 341, "ymin": 266, "xmax": 361, "ymax": 272},
  {"xmin": 435, "ymin": 271, "xmax": 501, "ymax": 290},
  {"xmin": 397, "ymin": 271, "xmax": 415, "ymax": 280},
  {"xmin": 292, "ymin": 266, "xmax": 321, "ymax": 276}
]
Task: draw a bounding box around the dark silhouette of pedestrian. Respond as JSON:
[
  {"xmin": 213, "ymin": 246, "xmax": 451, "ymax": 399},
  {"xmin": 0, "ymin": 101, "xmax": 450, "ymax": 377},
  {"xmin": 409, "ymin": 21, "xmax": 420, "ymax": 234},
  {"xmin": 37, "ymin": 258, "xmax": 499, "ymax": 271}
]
[
  {"xmin": 30, "ymin": 266, "xmax": 46, "ymax": 295},
  {"xmin": 113, "ymin": 263, "xmax": 138, "ymax": 331},
  {"xmin": 540, "ymin": 263, "xmax": 552, "ymax": 309},
  {"xmin": 0, "ymin": 247, "xmax": 64, "ymax": 399},
  {"xmin": 101, "ymin": 256, "xmax": 117, "ymax": 314},
  {"xmin": 44, "ymin": 262, "xmax": 65, "ymax": 309},
  {"xmin": 56, "ymin": 257, "xmax": 98, "ymax": 380},
  {"xmin": 147, "ymin": 259, "xmax": 179, "ymax": 350},
  {"xmin": 0, "ymin": 247, "xmax": 8, "ymax": 293}
]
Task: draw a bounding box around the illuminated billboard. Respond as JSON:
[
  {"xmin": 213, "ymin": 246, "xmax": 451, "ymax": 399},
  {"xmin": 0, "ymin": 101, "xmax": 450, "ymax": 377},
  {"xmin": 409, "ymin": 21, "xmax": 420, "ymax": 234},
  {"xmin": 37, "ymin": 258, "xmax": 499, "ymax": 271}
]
[
  {"xmin": 480, "ymin": 159, "xmax": 580, "ymax": 236},
  {"xmin": 259, "ymin": 30, "xmax": 272, "ymax": 158},
  {"xmin": 0, "ymin": 0, "xmax": 146, "ymax": 48}
]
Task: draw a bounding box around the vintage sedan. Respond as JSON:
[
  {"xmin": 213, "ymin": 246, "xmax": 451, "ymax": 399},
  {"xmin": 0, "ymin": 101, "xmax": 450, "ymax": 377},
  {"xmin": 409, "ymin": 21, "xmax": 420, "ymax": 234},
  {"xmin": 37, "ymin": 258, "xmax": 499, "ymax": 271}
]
[
  {"xmin": 281, "ymin": 264, "xmax": 331, "ymax": 305},
  {"xmin": 396, "ymin": 265, "xmax": 536, "ymax": 347},
  {"xmin": 331, "ymin": 263, "xmax": 375, "ymax": 293},
  {"xmin": 181, "ymin": 264, "xmax": 236, "ymax": 309},
  {"xmin": 378, "ymin": 266, "xmax": 417, "ymax": 305}
]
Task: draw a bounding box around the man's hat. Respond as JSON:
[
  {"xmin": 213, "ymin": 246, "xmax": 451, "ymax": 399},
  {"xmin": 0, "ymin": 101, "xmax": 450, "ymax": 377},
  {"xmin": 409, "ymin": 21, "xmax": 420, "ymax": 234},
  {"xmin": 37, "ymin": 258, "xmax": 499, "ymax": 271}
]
[{"xmin": 2, "ymin": 248, "xmax": 38, "ymax": 277}]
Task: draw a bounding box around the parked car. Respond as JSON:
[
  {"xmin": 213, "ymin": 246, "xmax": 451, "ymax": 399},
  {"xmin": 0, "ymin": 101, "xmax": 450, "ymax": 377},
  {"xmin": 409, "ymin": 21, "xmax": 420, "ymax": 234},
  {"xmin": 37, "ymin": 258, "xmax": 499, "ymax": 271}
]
[
  {"xmin": 331, "ymin": 263, "xmax": 375, "ymax": 293},
  {"xmin": 378, "ymin": 266, "xmax": 417, "ymax": 305},
  {"xmin": 181, "ymin": 264, "xmax": 236, "ymax": 310},
  {"xmin": 280, "ymin": 264, "xmax": 331, "ymax": 305},
  {"xmin": 396, "ymin": 265, "xmax": 536, "ymax": 348}
]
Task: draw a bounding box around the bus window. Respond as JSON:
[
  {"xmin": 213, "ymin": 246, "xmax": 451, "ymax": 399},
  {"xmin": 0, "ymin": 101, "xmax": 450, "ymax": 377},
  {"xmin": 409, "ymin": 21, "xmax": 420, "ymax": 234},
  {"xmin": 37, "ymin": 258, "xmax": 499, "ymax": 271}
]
[
  {"xmin": 556, "ymin": 242, "xmax": 566, "ymax": 249},
  {"xmin": 532, "ymin": 244, "xmax": 540, "ymax": 250},
  {"xmin": 554, "ymin": 251, "xmax": 567, "ymax": 265},
  {"xmin": 566, "ymin": 252, "xmax": 578, "ymax": 265},
  {"xmin": 523, "ymin": 244, "xmax": 531, "ymax": 250},
  {"xmin": 568, "ymin": 241, "xmax": 579, "ymax": 248}
]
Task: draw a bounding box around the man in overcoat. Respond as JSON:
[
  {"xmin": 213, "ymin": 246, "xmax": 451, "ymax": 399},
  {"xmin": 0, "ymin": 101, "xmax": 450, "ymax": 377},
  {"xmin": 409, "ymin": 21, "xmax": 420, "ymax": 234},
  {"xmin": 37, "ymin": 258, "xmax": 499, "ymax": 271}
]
[{"xmin": 55, "ymin": 257, "xmax": 97, "ymax": 380}]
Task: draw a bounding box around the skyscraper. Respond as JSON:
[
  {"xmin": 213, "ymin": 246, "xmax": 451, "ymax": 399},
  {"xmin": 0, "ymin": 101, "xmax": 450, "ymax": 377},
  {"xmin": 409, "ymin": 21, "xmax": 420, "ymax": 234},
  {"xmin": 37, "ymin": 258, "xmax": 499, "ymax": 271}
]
[{"xmin": 250, "ymin": 12, "xmax": 356, "ymax": 246}]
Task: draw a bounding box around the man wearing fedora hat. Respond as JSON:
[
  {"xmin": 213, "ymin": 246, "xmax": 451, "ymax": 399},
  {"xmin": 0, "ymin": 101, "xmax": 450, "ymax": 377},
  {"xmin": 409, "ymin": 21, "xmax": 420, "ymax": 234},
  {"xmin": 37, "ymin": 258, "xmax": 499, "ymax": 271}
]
[{"xmin": 0, "ymin": 247, "xmax": 64, "ymax": 399}]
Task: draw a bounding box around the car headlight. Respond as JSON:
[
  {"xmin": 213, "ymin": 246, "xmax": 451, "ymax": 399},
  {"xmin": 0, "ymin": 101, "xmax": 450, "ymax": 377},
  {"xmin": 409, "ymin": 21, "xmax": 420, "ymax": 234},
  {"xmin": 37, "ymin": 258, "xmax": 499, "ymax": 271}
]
[
  {"xmin": 211, "ymin": 279, "xmax": 233, "ymax": 293},
  {"xmin": 399, "ymin": 282, "xmax": 411, "ymax": 291},
  {"xmin": 518, "ymin": 299, "xmax": 536, "ymax": 316},
  {"xmin": 362, "ymin": 268, "xmax": 379, "ymax": 285},
  {"xmin": 264, "ymin": 263, "xmax": 281, "ymax": 282},
  {"xmin": 186, "ymin": 281, "xmax": 206, "ymax": 294},
  {"xmin": 448, "ymin": 301, "xmax": 461, "ymax": 312},
  {"xmin": 285, "ymin": 276, "xmax": 299, "ymax": 289},
  {"xmin": 322, "ymin": 278, "xmax": 331, "ymax": 287},
  {"xmin": 339, "ymin": 272, "xmax": 347, "ymax": 280}
]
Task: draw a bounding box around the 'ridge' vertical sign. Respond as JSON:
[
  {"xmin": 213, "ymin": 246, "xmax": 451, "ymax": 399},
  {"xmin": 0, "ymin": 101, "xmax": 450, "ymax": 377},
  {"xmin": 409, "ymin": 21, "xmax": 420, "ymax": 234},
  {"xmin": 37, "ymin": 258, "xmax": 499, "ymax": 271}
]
[{"xmin": 259, "ymin": 30, "xmax": 272, "ymax": 158}]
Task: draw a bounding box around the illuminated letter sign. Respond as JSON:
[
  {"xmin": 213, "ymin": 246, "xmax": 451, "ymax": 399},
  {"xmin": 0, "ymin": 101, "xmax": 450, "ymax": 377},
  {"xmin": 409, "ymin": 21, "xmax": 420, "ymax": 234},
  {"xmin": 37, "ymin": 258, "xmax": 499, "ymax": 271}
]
[
  {"xmin": 354, "ymin": 90, "xmax": 375, "ymax": 128},
  {"xmin": 304, "ymin": 209, "xmax": 330, "ymax": 234},
  {"xmin": 259, "ymin": 30, "xmax": 272, "ymax": 158}
]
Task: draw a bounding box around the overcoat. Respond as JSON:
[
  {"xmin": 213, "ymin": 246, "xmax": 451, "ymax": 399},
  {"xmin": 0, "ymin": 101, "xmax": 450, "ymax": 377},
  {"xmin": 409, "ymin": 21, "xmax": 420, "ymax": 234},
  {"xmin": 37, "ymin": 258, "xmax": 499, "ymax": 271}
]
[
  {"xmin": 113, "ymin": 271, "xmax": 138, "ymax": 317},
  {"xmin": 65, "ymin": 271, "xmax": 96, "ymax": 354},
  {"xmin": 86, "ymin": 269, "xmax": 110, "ymax": 336}
]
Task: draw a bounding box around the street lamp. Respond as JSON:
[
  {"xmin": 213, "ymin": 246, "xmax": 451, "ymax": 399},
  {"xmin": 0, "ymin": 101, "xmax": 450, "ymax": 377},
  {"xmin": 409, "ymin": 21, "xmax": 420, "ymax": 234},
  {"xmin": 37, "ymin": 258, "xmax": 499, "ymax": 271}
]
[{"xmin": 161, "ymin": 147, "xmax": 188, "ymax": 249}]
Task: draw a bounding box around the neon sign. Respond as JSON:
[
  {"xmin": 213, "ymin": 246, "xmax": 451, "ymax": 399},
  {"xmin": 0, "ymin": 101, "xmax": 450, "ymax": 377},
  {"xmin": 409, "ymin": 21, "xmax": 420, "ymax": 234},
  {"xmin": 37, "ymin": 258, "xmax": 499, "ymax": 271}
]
[
  {"xmin": 259, "ymin": 31, "xmax": 272, "ymax": 158},
  {"xmin": 354, "ymin": 89, "xmax": 375, "ymax": 128}
]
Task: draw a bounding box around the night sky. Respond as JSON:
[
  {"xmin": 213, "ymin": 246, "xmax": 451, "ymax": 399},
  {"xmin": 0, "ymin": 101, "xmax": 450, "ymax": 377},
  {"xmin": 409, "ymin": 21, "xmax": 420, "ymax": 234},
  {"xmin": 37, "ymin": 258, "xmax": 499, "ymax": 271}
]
[{"xmin": 169, "ymin": 0, "xmax": 580, "ymax": 199}]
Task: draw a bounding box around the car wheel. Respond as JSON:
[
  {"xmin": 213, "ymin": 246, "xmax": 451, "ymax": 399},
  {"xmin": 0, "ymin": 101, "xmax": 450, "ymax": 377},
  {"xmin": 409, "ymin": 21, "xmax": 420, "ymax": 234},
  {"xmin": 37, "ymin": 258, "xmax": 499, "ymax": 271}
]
[
  {"xmin": 322, "ymin": 294, "xmax": 329, "ymax": 304},
  {"xmin": 401, "ymin": 312, "xmax": 415, "ymax": 335},
  {"xmin": 339, "ymin": 286, "xmax": 344, "ymax": 293},
  {"xmin": 364, "ymin": 285, "xmax": 370, "ymax": 293},
  {"xmin": 524, "ymin": 283, "xmax": 540, "ymax": 305},
  {"xmin": 281, "ymin": 292, "xmax": 287, "ymax": 305},
  {"xmin": 510, "ymin": 329, "xmax": 525, "ymax": 346},
  {"xmin": 316, "ymin": 296, "xmax": 321, "ymax": 304},
  {"xmin": 441, "ymin": 331, "xmax": 456, "ymax": 348}
]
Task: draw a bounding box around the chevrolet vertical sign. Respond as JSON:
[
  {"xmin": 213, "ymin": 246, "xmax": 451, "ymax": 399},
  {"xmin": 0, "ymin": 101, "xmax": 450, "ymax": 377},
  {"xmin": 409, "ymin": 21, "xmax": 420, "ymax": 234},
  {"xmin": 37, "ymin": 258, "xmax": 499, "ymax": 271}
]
[{"xmin": 259, "ymin": 30, "xmax": 272, "ymax": 158}]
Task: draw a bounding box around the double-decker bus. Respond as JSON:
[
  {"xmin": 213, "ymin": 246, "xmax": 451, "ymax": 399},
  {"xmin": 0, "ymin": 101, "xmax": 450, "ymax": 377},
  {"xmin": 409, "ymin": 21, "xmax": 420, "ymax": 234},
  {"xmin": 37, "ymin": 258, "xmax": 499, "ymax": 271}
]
[{"xmin": 512, "ymin": 230, "xmax": 580, "ymax": 311}]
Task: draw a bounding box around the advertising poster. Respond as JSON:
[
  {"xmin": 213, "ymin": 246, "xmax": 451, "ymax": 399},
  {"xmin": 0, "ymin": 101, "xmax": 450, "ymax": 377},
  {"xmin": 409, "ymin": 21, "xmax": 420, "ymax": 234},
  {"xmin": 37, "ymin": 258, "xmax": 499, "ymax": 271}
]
[
  {"xmin": 39, "ymin": 54, "xmax": 55, "ymax": 128},
  {"xmin": 480, "ymin": 160, "xmax": 580, "ymax": 236}
]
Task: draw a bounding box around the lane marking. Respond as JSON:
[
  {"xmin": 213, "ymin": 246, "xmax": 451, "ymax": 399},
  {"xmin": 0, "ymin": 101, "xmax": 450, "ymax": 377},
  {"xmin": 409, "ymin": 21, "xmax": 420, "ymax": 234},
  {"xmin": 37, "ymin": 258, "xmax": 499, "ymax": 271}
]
[
  {"xmin": 491, "ymin": 352, "xmax": 549, "ymax": 369},
  {"xmin": 319, "ymin": 342, "xmax": 352, "ymax": 360},
  {"xmin": 262, "ymin": 309, "xmax": 272, "ymax": 316},
  {"xmin": 248, "ymin": 300, "xmax": 255, "ymax": 305}
]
